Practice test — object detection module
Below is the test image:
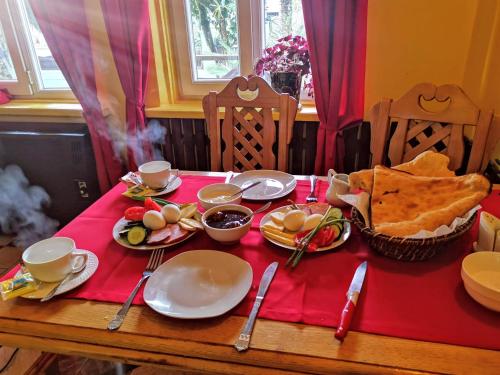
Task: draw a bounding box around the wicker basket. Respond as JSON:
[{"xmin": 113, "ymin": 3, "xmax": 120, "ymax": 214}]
[{"xmin": 351, "ymin": 208, "xmax": 477, "ymax": 261}]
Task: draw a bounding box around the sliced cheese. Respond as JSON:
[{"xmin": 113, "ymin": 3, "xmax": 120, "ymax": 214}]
[
  {"xmin": 263, "ymin": 226, "xmax": 296, "ymax": 239},
  {"xmin": 270, "ymin": 212, "xmax": 285, "ymax": 225},
  {"xmin": 262, "ymin": 220, "xmax": 285, "ymax": 232},
  {"xmin": 263, "ymin": 230, "xmax": 296, "ymax": 246}
]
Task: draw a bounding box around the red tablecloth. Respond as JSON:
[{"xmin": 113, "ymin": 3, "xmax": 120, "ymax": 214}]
[{"xmin": 6, "ymin": 176, "xmax": 500, "ymax": 350}]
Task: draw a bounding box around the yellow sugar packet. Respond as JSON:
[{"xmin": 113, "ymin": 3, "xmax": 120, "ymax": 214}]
[
  {"xmin": 1, "ymin": 272, "xmax": 38, "ymax": 300},
  {"xmin": 122, "ymin": 184, "xmax": 155, "ymax": 198}
]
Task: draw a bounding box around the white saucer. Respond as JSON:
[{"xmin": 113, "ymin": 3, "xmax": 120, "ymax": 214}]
[
  {"xmin": 144, "ymin": 176, "xmax": 182, "ymax": 197},
  {"xmin": 230, "ymin": 170, "xmax": 296, "ymax": 200},
  {"xmin": 20, "ymin": 249, "xmax": 99, "ymax": 299},
  {"xmin": 144, "ymin": 250, "xmax": 253, "ymax": 319}
]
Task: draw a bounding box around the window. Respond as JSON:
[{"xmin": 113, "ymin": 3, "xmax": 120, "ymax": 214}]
[
  {"xmin": 169, "ymin": 0, "xmax": 307, "ymax": 98},
  {"xmin": 0, "ymin": 0, "xmax": 72, "ymax": 98}
]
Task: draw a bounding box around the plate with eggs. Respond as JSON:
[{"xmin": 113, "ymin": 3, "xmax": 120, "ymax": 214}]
[
  {"xmin": 259, "ymin": 203, "xmax": 351, "ymax": 252},
  {"xmin": 112, "ymin": 198, "xmax": 203, "ymax": 251}
]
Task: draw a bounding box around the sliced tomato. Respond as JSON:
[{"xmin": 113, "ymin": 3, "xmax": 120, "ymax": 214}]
[
  {"xmin": 320, "ymin": 226, "xmax": 336, "ymax": 246},
  {"xmin": 124, "ymin": 206, "xmax": 146, "ymax": 221},
  {"xmin": 144, "ymin": 197, "xmax": 162, "ymax": 212}
]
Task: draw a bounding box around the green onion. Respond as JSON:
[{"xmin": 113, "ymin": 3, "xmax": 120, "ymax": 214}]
[{"xmin": 129, "ymin": 195, "xmax": 179, "ymax": 207}]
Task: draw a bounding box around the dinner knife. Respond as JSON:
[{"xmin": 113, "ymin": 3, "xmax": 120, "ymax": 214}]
[
  {"xmin": 234, "ymin": 261, "xmax": 278, "ymax": 352},
  {"xmin": 334, "ymin": 261, "xmax": 367, "ymax": 341}
]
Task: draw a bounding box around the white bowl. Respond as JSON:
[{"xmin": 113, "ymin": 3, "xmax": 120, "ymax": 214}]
[
  {"xmin": 197, "ymin": 183, "xmax": 242, "ymax": 210},
  {"xmin": 201, "ymin": 204, "xmax": 253, "ymax": 244},
  {"xmin": 461, "ymin": 251, "xmax": 500, "ymax": 312}
]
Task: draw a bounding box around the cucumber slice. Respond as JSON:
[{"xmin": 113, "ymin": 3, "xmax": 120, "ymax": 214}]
[
  {"xmin": 328, "ymin": 208, "xmax": 343, "ymax": 220},
  {"xmin": 127, "ymin": 226, "xmax": 147, "ymax": 245}
]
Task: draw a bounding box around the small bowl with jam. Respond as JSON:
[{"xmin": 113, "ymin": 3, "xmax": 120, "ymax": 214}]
[
  {"xmin": 197, "ymin": 183, "xmax": 242, "ymax": 210},
  {"xmin": 201, "ymin": 204, "xmax": 253, "ymax": 244}
]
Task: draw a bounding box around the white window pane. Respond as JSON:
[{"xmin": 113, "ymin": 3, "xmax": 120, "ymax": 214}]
[
  {"xmin": 0, "ymin": 22, "xmax": 17, "ymax": 81},
  {"xmin": 21, "ymin": 0, "xmax": 69, "ymax": 90},
  {"xmin": 264, "ymin": 0, "xmax": 305, "ymax": 48},
  {"xmin": 186, "ymin": 0, "xmax": 240, "ymax": 80}
]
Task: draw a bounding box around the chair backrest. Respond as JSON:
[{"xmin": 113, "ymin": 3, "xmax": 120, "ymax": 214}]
[
  {"xmin": 202, "ymin": 76, "xmax": 298, "ymax": 172},
  {"xmin": 369, "ymin": 83, "xmax": 498, "ymax": 173}
]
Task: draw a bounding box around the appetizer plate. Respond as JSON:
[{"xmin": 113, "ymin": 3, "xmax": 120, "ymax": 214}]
[
  {"xmin": 112, "ymin": 217, "xmax": 196, "ymax": 251},
  {"xmin": 259, "ymin": 205, "xmax": 351, "ymax": 252},
  {"xmin": 144, "ymin": 250, "xmax": 253, "ymax": 319},
  {"xmin": 19, "ymin": 249, "xmax": 99, "ymax": 299},
  {"xmin": 230, "ymin": 170, "xmax": 296, "ymax": 201},
  {"xmin": 144, "ymin": 176, "xmax": 182, "ymax": 197}
]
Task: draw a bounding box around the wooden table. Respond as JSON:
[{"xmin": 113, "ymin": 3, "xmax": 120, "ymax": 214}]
[{"xmin": 0, "ymin": 172, "xmax": 499, "ymax": 375}]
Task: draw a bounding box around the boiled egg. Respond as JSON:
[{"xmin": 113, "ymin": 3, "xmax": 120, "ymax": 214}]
[
  {"xmin": 302, "ymin": 213, "xmax": 323, "ymax": 231},
  {"xmin": 161, "ymin": 204, "xmax": 181, "ymax": 224},
  {"xmin": 143, "ymin": 210, "xmax": 166, "ymax": 230},
  {"xmin": 283, "ymin": 209, "xmax": 306, "ymax": 232}
]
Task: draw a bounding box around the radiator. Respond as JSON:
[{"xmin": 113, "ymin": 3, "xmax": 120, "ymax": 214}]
[{"xmin": 0, "ymin": 122, "xmax": 100, "ymax": 226}]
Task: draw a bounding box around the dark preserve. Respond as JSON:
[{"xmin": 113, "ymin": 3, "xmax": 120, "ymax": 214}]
[{"xmin": 206, "ymin": 210, "xmax": 247, "ymax": 229}]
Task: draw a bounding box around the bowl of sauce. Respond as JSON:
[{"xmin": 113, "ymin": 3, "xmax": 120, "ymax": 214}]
[
  {"xmin": 202, "ymin": 204, "xmax": 253, "ymax": 244},
  {"xmin": 197, "ymin": 183, "xmax": 242, "ymax": 209}
]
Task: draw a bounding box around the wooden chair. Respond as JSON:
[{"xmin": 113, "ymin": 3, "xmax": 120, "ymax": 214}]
[
  {"xmin": 369, "ymin": 83, "xmax": 498, "ymax": 173},
  {"xmin": 202, "ymin": 76, "xmax": 298, "ymax": 172}
]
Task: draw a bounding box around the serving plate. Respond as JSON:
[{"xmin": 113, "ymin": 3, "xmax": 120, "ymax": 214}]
[
  {"xmin": 144, "ymin": 250, "xmax": 253, "ymax": 319},
  {"xmin": 112, "ymin": 217, "xmax": 196, "ymax": 251},
  {"xmin": 259, "ymin": 205, "xmax": 351, "ymax": 252},
  {"xmin": 19, "ymin": 249, "xmax": 99, "ymax": 299},
  {"xmin": 230, "ymin": 170, "xmax": 296, "ymax": 200}
]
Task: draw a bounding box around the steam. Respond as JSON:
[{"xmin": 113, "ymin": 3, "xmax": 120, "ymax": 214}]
[
  {"xmin": 104, "ymin": 116, "xmax": 167, "ymax": 166},
  {"xmin": 0, "ymin": 165, "xmax": 59, "ymax": 249}
]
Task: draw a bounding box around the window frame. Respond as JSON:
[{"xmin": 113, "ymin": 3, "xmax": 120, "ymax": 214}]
[
  {"xmin": 167, "ymin": 0, "xmax": 312, "ymax": 103},
  {"xmin": 0, "ymin": 0, "xmax": 74, "ymax": 99}
]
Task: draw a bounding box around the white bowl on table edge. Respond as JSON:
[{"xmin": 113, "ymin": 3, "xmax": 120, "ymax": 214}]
[
  {"xmin": 197, "ymin": 183, "xmax": 242, "ymax": 210},
  {"xmin": 201, "ymin": 204, "xmax": 253, "ymax": 244},
  {"xmin": 461, "ymin": 251, "xmax": 500, "ymax": 312}
]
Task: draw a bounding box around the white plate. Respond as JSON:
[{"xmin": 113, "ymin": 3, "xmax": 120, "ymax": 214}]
[
  {"xmin": 259, "ymin": 205, "xmax": 351, "ymax": 252},
  {"xmin": 144, "ymin": 176, "xmax": 182, "ymax": 197},
  {"xmin": 230, "ymin": 170, "xmax": 296, "ymax": 200},
  {"xmin": 20, "ymin": 249, "xmax": 99, "ymax": 299},
  {"xmin": 144, "ymin": 250, "xmax": 253, "ymax": 319},
  {"xmin": 112, "ymin": 217, "xmax": 196, "ymax": 251}
]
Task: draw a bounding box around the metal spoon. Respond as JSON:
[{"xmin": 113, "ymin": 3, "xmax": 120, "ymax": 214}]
[
  {"xmin": 241, "ymin": 201, "xmax": 272, "ymax": 223},
  {"xmin": 226, "ymin": 180, "xmax": 262, "ymax": 199},
  {"xmin": 40, "ymin": 261, "xmax": 87, "ymax": 302}
]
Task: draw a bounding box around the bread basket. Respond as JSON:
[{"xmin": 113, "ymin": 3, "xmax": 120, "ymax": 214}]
[{"xmin": 351, "ymin": 208, "xmax": 477, "ymax": 261}]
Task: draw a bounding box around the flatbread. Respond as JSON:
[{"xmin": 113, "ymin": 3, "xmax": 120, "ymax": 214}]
[
  {"xmin": 370, "ymin": 166, "xmax": 490, "ymax": 237},
  {"xmin": 349, "ymin": 151, "xmax": 455, "ymax": 192}
]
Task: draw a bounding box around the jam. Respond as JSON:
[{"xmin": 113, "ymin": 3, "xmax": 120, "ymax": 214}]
[{"xmin": 206, "ymin": 210, "xmax": 247, "ymax": 229}]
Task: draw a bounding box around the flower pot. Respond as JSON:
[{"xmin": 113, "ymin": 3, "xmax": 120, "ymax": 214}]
[{"xmin": 270, "ymin": 72, "xmax": 302, "ymax": 103}]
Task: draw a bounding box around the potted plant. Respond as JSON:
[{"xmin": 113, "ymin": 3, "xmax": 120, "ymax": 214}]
[{"xmin": 255, "ymin": 35, "xmax": 311, "ymax": 102}]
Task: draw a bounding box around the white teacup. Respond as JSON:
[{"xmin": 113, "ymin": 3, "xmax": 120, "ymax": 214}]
[
  {"xmin": 139, "ymin": 160, "xmax": 179, "ymax": 189},
  {"xmin": 22, "ymin": 237, "xmax": 88, "ymax": 283}
]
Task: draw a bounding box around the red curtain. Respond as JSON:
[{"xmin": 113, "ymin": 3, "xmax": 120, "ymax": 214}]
[
  {"xmin": 29, "ymin": 0, "xmax": 123, "ymax": 193},
  {"xmin": 302, "ymin": 0, "xmax": 368, "ymax": 174},
  {"xmin": 100, "ymin": 0, "xmax": 153, "ymax": 172}
]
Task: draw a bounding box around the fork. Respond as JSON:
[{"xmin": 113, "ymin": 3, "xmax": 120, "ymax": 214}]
[
  {"xmin": 108, "ymin": 248, "xmax": 164, "ymax": 331},
  {"xmin": 306, "ymin": 175, "xmax": 318, "ymax": 202}
]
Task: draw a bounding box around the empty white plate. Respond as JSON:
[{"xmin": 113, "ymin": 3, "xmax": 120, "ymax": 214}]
[
  {"xmin": 144, "ymin": 250, "xmax": 253, "ymax": 319},
  {"xmin": 230, "ymin": 170, "xmax": 296, "ymax": 200}
]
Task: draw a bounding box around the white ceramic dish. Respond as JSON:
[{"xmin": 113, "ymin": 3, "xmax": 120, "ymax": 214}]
[
  {"xmin": 230, "ymin": 170, "xmax": 296, "ymax": 200},
  {"xmin": 197, "ymin": 183, "xmax": 242, "ymax": 210},
  {"xmin": 20, "ymin": 249, "xmax": 99, "ymax": 299},
  {"xmin": 259, "ymin": 205, "xmax": 351, "ymax": 252},
  {"xmin": 461, "ymin": 251, "xmax": 500, "ymax": 312},
  {"xmin": 112, "ymin": 217, "xmax": 196, "ymax": 251},
  {"xmin": 144, "ymin": 250, "xmax": 253, "ymax": 319},
  {"xmin": 201, "ymin": 204, "xmax": 253, "ymax": 244},
  {"xmin": 144, "ymin": 176, "xmax": 182, "ymax": 197}
]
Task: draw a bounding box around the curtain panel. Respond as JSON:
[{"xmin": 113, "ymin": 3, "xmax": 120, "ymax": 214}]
[
  {"xmin": 29, "ymin": 0, "xmax": 123, "ymax": 193},
  {"xmin": 302, "ymin": 0, "xmax": 368, "ymax": 174},
  {"xmin": 100, "ymin": 0, "xmax": 153, "ymax": 172}
]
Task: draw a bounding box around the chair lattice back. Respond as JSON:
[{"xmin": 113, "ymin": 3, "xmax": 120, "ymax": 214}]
[
  {"xmin": 202, "ymin": 76, "xmax": 298, "ymax": 172},
  {"xmin": 369, "ymin": 83, "xmax": 497, "ymax": 173}
]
